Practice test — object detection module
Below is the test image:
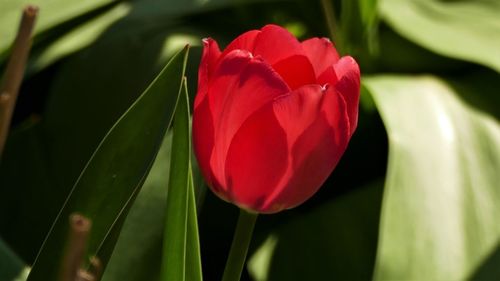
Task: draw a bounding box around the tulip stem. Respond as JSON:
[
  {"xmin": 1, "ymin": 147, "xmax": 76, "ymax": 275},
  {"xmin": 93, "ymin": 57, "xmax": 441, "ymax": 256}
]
[{"xmin": 221, "ymin": 209, "xmax": 258, "ymax": 281}]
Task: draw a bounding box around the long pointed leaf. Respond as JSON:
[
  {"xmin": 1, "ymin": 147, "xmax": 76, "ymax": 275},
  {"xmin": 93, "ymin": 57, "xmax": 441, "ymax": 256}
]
[
  {"xmin": 161, "ymin": 80, "xmax": 199, "ymax": 281},
  {"xmin": 186, "ymin": 168, "xmax": 203, "ymax": 281},
  {"xmin": 27, "ymin": 46, "xmax": 189, "ymax": 281}
]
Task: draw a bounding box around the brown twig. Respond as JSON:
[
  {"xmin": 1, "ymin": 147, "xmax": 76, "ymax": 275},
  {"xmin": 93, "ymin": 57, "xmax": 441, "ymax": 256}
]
[
  {"xmin": 0, "ymin": 5, "xmax": 38, "ymax": 156},
  {"xmin": 59, "ymin": 214, "xmax": 92, "ymax": 281},
  {"xmin": 88, "ymin": 256, "xmax": 103, "ymax": 280},
  {"xmin": 74, "ymin": 256, "xmax": 102, "ymax": 281}
]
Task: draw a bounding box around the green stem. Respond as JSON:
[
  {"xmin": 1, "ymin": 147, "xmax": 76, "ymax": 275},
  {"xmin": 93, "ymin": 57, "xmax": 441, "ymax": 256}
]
[
  {"xmin": 221, "ymin": 209, "xmax": 258, "ymax": 281},
  {"xmin": 320, "ymin": 0, "xmax": 339, "ymax": 42}
]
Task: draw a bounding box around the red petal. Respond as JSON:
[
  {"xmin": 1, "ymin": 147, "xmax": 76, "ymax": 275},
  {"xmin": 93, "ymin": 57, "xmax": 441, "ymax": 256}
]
[
  {"xmin": 223, "ymin": 104, "xmax": 289, "ymax": 211},
  {"xmin": 334, "ymin": 56, "xmax": 360, "ymax": 136},
  {"xmin": 196, "ymin": 38, "xmax": 221, "ymax": 109},
  {"xmin": 272, "ymin": 55, "xmax": 317, "ymax": 90},
  {"xmin": 262, "ymin": 85, "xmax": 350, "ymax": 212},
  {"xmin": 220, "ymin": 25, "xmax": 317, "ymax": 90},
  {"xmin": 207, "ymin": 50, "xmax": 290, "ymax": 190},
  {"xmin": 273, "ymin": 85, "xmax": 325, "ymax": 147},
  {"xmin": 220, "ymin": 29, "xmax": 261, "ymax": 59},
  {"xmin": 252, "ymin": 24, "xmax": 306, "ymax": 65},
  {"xmin": 302, "ymin": 38, "xmax": 340, "ymax": 80},
  {"xmin": 193, "ymin": 38, "xmax": 221, "ymax": 190},
  {"xmin": 317, "ymin": 65, "xmax": 338, "ymax": 86},
  {"xmin": 193, "ymin": 94, "xmax": 217, "ymax": 190}
]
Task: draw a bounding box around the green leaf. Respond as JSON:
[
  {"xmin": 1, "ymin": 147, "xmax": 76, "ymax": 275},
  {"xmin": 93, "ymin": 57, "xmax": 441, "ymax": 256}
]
[
  {"xmin": 363, "ymin": 75, "xmax": 500, "ymax": 280},
  {"xmin": 160, "ymin": 79, "xmax": 202, "ymax": 281},
  {"xmin": 26, "ymin": 46, "xmax": 189, "ymax": 281},
  {"xmin": 102, "ymin": 102, "xmax": 201, "ymax": 281},
  {"xmin": 0, "ymin": 0, "xmax": 116, "ymax": 57},
  {"xmin": 159, "ymin": 78, "xmax": 190, "ymax": 281},
  {"xmin": 185, "ymin": 160, "xmax": 203, "ymax": 281},
  {"xmin": 380, "ymin": 0, "xmax": 500, "ymax": 72},
  {"xmin": 100, "ymin": 132, "xmax": 173, "ymax": 281},
  {"xmin": 0, "ymin": 120, "xmax": 55, "ymax": 262},
  {"xmin": 0, "ymin": 25, "xmax": 199, "ymax": 265},
  {"xmin": 26, "ymin": 3, "xmax": 129, "ymax": 73},
  {"xmin": 0, "ymin": 238, "xmax": 25, "ymax": 281},
  {"xmin": 248, "ymin": 181, "xmax": 384, "ymax": 280},
  {"xmin": 340, "ymin": 0, "xmax": 379, "ymax": 56}
]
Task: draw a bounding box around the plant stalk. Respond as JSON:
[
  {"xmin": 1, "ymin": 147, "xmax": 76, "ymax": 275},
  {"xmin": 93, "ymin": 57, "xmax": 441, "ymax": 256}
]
[
  {"xmin": 59, "ymin": 214, "xmax": 92, "ymax": 281},
  {"xmin": 320, "ymin": 0, "xmax": 339, "ymax": 41},
  {"xmin": 221, "ymin": 209, "xmax": 258, "ymax": 281},
  {"xmin": 0, "ymin": 5, "xmax": 38, "ymax": 156}
]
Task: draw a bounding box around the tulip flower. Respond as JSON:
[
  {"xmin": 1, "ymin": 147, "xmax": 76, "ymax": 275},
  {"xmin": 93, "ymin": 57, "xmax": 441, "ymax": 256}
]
[{"xmin": 193, "ymin": 24, "xmax": 360, "ymax": 214}]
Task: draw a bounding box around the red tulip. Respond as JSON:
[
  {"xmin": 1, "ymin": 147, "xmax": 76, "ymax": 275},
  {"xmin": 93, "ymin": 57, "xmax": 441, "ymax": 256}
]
[{"xmin": 193, "ymin": 24, "xmax": 360, "ymax": 214}]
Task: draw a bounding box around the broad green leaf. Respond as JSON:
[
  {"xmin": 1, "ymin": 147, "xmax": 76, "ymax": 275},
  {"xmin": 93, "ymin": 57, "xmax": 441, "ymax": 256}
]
[
  {"xmin": 248, "ymin": 181, "xmax": 384, "ymax": 280},
  {"xmin": 363, "ymin": 75, "xmax": 500, "ymax": 280},
  {"xmin": 380, "ymin": 0, "xmax": 500, "ymax": 72},
  {"xmin": 26, "ymin": 46, "xmax": 189, "ymax": 281},
  {"xmin": 0, "ymin": 238, "xmax": 25, "ymax": 281},
  {"xmin": 160, "ymin": 80, "xmax": 202, "ymax": 281}
]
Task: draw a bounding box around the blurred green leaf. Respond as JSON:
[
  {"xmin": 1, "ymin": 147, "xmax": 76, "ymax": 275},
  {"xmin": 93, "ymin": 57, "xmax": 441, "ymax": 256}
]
[
  {"xmin": 373, "ymin": 26, "xmax": 469, "ymax": 73},
  {"xmin": 380, "ymin": 0, "xmax": 500, "ymax": 72},
  {"xmin": 364, "ymin": 75, "xmax": 500, "ymax": 280},
  {"xmin": 0, "ymin": 238, "xmax": 25, "ymax": 281},
  {"xmin": 159, "ymin": 79, "xmax": 202, "ymax": 281},
  {"xmin": 26, "ymin": 3, "xmax": 130, "ymax": 73},
  {"xmin": 339, "ymin": 0, "xmax": 379, "ymax": 56},
  {"xmin": 0, "ymin": 0, "xmax": 117, "ymax": 58},
  {"xmin": 248, "ymin": 181, "xmax": 384, "ymax": 280},
  {"xmin": 26, "ymin": 46, "xmax": 188, "ymax": 281}
]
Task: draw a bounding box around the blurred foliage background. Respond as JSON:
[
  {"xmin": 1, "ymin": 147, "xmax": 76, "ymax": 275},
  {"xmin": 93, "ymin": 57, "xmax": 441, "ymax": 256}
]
[{"xmin": 1, "ymin": 0, "xmax": 499, "ymax": 280}]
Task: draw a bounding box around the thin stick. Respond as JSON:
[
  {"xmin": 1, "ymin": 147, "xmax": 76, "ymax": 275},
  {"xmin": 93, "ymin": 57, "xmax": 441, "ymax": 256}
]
[
  {"xmin": 87, "ymin": 256, "xmax": 102, "ymax": 280},
  {"xmin": 0, "ymin": 5, "xmax": 38, "ymax": 156},
  {"xmin": 73, "ymin": 256, "xmax": 101, "ymax": 281},
  {"xmin": 59, "ymin": 214, "xmax": 92, "ymax": 281},
  {"xmin": 320, "ymin": 0, "xmax": 341, "ymax": 46}
]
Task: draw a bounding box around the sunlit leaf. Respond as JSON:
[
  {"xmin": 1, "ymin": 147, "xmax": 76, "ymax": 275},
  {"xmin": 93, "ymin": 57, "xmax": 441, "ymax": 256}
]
[
  {"xmin": 0, "ymin": 0, "xmax": 116, "ymax": 58},
  {"xmin": 26, "ymin": 46, "xmax": 189, "ymax": 281},
  {"xmin": 364, "ymin": 75, "xmax": 500, "ymax": 280},
  {"xmin": 380, "ymin": 0, "xmax": 500, "ymax": 72}
]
